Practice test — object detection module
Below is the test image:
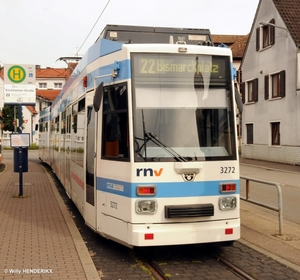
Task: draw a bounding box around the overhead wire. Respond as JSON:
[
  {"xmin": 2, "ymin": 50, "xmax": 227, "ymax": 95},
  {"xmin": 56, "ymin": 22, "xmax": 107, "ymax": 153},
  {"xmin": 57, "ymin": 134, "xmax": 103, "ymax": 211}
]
[{"xmin": 75, "ymin": 0, "xmax": 111, "ymax": 57}]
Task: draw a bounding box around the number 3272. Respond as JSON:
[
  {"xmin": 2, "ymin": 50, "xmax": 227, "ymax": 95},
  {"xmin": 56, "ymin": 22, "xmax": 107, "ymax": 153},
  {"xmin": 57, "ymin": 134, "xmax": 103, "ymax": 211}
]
[{"xmin": 220, "ymin": 167, "xmax": 235, "ymax": 174}]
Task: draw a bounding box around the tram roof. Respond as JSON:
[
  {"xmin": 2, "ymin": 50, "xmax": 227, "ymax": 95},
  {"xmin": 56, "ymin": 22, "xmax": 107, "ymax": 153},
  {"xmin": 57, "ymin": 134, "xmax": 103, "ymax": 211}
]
[{"xmin": 96, "ymin": 24, "xmax": 213, "ymax": 46}]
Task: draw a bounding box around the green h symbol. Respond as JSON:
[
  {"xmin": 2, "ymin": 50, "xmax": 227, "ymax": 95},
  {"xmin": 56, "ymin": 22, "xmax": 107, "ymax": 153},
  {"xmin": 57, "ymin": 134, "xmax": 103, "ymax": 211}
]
[{"xmin": 13, "ymin": 69, "xmax": 21, "ymax": 79}]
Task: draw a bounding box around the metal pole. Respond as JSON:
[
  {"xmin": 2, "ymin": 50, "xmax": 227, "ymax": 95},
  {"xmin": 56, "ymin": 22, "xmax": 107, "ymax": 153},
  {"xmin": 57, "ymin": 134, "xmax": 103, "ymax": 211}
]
[
  {"xmin": 18, "ymin": 147, "xmax": 23, "ymax": 197},
  {"xmin": 240, "ymin": 176, "xmax": 283, "ymax": 235},
  {"xmin": 277, "ymin": 183, "xmax": 283, "ymax": 235},
  {"xmin": 18, "ymin": 104, "xmax": 22, "ymax": 133},
  {"xmin": 14, "ymin": 106, "xmax": 17, "ymax": 132},
  {"xmin": 18, "ymin": 104, "xmax": 23, "ymax": 197},
  {"xmin": 246, "ymin": 179, "xmax": 250, "ymax": 200}
]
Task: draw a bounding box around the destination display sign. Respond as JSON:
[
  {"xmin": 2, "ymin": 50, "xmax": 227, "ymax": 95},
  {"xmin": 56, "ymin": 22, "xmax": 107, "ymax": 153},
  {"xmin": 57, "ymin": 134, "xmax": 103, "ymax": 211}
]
[{"xmin": 133, "ymin": 54, "xmax": 227, "ymax": 80}]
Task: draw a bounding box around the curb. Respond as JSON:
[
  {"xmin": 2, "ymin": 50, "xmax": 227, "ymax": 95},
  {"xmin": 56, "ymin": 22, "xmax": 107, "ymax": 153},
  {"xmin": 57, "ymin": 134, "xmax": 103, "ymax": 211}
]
[{"xmin": 44, "ymin": 166, "xmax": 101, "ymax": 280}]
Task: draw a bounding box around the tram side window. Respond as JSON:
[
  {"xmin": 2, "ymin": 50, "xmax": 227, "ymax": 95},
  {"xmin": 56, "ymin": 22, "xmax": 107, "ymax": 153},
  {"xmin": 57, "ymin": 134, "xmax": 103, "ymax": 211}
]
[
  {"xmin": 102, "ymin": 83, "xmax": 129, "ymax": 160},
  {"xmin": 55, "ymin": 116, "xmax": 60, "ymax": 132},
  {"xmin": 54, "ymin": 116, "xmax": 60, "ymax": 151},
  {"xmin": 71, "ymin": 98, "xmax": 85, "ymax": 167},
  {"xmin": 50, "ymin": 120, "xmax": 55, "ymax": 149},
  {"xmin": 61, "ymin": 111, "xmax": 66, "ymax": 134},
  {"xmin": 67, "ymin": 114, "xmax": 71, "ymax": 134}
]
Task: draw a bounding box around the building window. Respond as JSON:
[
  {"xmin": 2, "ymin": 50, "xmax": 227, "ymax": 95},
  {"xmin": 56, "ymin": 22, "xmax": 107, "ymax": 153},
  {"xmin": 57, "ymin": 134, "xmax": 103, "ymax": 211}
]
[
  {"xmin": 272, "ymin": 72, "xmax": 287, "ymax": 98},
  {"xmin": 256, "ymin": 19, "xmax": 275, "ymax": 51},
  {"xmin": 54, "ymin": 83, "xmax": 62, "ymax": 88},
  {"xmin": 247, "ymin": 79, "xmax": 258, "ymax": 102},
  {"xmin": 246, "ymin": 123, "xmax": 253, "ymax": 144},
  {"xmin": 272, "ymin": 73, "xmax": 280, "ymax": 98},
  {"xmin": 262, "ymin": 24, "xmax": 272, "ymax": 48},
  {"xmin": 39, "ymin": 83, "xmax": 47, "ymax": 88},
  {"xmin": 247, "ymin": 81, "xmax": 254, "ymax": 102},
  {"xmin": 271, "ymin": 122, "xmax": 280, "ymax": 145},
  {"xmin": 264, "ymin": 71, "xmax": 285, "ymax": 100},
  {"xmin": 241, "ymin": 79, "xmax": 258, "ymax": 103}
]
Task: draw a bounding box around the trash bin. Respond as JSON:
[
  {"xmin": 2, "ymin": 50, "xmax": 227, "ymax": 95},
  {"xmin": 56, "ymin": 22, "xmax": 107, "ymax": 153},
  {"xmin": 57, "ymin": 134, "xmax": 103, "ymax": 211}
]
[{"xmin": 14, "ymin": 147, "xmax": 28, "ymax": 172}]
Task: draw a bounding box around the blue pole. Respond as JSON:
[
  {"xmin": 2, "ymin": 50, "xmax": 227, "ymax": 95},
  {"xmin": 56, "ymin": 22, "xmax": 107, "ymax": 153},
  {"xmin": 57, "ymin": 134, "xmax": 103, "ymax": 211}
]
[
  {"xmin": 18, "ymin": 104, "xmax": 23, "ymax": 197},
  {"xmin": 18, "ymin": 147, "xmax": 23, "ymax": 196},
  {"xmin": 18, "ymin": 104, "xmax": 22, "ymax": 133}
]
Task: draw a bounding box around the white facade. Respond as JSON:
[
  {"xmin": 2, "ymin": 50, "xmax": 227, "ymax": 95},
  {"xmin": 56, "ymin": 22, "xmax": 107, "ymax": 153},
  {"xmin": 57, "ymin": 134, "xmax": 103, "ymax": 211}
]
[
  {"xmin": 241, "ymin": 0, "xmax": 300, "ymax": 164},
  {"xmin": 37, "ymin": 78, "xmax": 64, "ymax": 90}
]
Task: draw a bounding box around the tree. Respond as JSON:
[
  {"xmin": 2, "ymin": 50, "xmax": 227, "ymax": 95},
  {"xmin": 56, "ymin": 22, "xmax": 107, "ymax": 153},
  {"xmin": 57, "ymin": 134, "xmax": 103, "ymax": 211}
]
[{"xmin": 1, "ymin": 105, "xmax": 22, "ymax": 132}]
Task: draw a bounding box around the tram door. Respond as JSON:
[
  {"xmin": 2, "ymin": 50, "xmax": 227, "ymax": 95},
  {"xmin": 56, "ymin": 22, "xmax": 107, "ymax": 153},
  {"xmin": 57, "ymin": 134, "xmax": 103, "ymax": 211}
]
[{"xmin": 84, "ymin": 105, "xmax": 97, "ymax": 228}]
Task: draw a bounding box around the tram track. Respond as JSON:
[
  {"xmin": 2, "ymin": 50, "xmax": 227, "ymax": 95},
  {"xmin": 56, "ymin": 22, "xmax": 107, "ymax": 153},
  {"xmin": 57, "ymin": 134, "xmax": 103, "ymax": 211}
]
[
  {"xmin": 210, "ymin": 253, "xmax": 257, "ymax": 280},
  {"xmin": 50, "ymin": 166, "xmax": 300, "ymax": 280},
  {"xmin": 136, "ymin": 244, "xmax": 257, "ymax": 280},
  {"xmin": 140, "ymin": 260, "xmax": 168, "ymax": 280}
]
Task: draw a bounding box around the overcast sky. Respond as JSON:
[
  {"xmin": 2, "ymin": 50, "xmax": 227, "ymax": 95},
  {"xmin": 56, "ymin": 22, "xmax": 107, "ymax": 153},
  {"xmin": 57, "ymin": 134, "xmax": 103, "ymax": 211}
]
[{"xmin": 0, "ymin": 0, "xmax": 259, "ymax": 68}]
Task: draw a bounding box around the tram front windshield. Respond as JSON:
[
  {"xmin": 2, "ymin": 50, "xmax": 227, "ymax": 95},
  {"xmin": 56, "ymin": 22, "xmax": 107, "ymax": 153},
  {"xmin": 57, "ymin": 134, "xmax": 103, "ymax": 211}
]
[{"xmin": 132, "ymin": 53, "xmax": 236, "ymax": 162}]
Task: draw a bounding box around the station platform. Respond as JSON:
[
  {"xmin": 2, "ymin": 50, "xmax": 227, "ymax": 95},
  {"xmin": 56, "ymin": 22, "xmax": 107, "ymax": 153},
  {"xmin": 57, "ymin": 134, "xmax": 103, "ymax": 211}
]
[
  {"xmin": 239, "ymin": 157, "xmax": 300, "ymax": 274},
  {"xmin": 0, "ymin": 150, "xmax": 299, "ymax": 279},
  {"xmin": 0, "ymin": 151, "xmax": 100, "ymax": 279}
]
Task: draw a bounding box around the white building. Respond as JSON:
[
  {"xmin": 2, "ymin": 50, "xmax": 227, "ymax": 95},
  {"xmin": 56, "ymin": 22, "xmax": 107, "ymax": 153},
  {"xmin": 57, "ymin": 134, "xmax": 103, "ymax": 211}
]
[{"xmin": 241, "ymin": 0, "xmax": 300, "ymax": 164}]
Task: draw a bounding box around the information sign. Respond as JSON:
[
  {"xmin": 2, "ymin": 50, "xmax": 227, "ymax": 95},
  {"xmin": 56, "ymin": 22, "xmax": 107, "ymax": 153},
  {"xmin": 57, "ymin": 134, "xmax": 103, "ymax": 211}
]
[
  {"xmin": 10, "ymin": 133, "xmax": 30, "ymax": 148},
  {"xmin": 4, "ymin": 64, "xmax": 36, "ymax": 105}
]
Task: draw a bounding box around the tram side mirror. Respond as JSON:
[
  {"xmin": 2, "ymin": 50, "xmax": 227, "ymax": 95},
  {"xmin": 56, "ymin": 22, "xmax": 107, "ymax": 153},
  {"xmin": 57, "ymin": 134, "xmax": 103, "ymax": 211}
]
[
  {"xmin": 93, "ymin": 82, "xmax": 104, "ymax": 112},
  {"xmin": 35, "ymin": 124, "xmax": 38, "ymax": 131}
]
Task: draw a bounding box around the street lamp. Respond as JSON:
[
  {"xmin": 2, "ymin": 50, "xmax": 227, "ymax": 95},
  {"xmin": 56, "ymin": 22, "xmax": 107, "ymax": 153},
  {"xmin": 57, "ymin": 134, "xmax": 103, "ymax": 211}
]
[{"xmin": 260, "ymin": 22, "xmax": 288, "ymax": 38}]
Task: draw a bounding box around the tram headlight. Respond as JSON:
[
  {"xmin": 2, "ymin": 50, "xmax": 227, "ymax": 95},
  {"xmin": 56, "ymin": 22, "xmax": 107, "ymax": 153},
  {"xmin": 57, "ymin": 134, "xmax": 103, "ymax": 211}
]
[
  {"xmin": 219, "ymin": 197, "xmax": 237, "ymax": 210},
  {"xmin": 135, "ymin": 200, "xmax": 157, "ymax": 214}
]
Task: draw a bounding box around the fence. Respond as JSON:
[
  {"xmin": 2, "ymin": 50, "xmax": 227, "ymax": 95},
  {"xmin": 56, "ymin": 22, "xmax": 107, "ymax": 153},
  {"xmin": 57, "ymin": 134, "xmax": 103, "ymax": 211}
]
[{"xmin": 240, "ymin": 176, "xmax": 283, "ymax": 235}]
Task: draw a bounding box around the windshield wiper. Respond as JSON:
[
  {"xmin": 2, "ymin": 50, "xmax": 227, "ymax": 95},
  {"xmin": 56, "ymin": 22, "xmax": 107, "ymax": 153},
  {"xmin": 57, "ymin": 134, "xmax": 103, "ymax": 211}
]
[
  {"xmin": 145, "ymin": 132, "xmax": 189, "ymax": 162},
  {"xmin": 138, "ymin": 109, "xmax": 190, "ymax": 162}
]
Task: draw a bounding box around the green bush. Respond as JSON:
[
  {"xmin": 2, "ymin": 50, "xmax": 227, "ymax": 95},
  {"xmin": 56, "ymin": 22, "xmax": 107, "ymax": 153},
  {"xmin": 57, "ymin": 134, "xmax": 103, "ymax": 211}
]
[{"xmin": 29, "ymin": 143, "xmax": 39, "ymax": 150}]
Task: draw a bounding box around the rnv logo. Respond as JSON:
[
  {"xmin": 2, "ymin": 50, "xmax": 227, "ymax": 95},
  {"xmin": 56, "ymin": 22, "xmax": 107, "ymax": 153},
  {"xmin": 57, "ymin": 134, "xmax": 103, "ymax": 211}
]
[{"xmin": 136, "ymin": 168, "xmax": 163, "ymax": 177}]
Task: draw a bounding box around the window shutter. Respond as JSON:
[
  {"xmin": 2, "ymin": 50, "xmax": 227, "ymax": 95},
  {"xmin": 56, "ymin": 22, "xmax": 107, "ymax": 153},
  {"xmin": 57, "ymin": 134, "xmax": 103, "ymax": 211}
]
[
  {"xmin": 270, "ymin": 18, "xmax": 275, "ymax": 45},
  {"xmin": 264, "ymin": 75, "xmax": 269, "ymax": 100},
  {"xmin": 253, "ymin": 78, "xmax": 258, "ymax": 102},
  {"xmin": 241, "ymin": 82, "xmax": 245, "ymax": 104},
  {"xmin": 237, "ymin": 69, "xmax": 242, "ymax": 85},
  {"xmin": 280, "ymin": 70, "xmax": 285, "ymax": 97},
  {"xmin": 256, "ymin": 27, "xmax": 260, "ymax": 51}
]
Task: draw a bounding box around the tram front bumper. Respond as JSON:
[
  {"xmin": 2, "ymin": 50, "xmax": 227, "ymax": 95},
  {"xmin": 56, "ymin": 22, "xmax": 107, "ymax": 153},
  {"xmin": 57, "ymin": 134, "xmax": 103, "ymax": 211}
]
[{"xmin": 128, "ymin": 218, "xmax": 240, "ymax": 247}]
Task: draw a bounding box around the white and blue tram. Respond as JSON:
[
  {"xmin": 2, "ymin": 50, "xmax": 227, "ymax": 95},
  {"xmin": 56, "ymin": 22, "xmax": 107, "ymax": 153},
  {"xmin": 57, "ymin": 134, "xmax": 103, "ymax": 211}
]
[
  {"xmin": 38, "ymin": 106, "xmax": 51, "ymax": 165},
  {"xmin": 39, "ymin": 25, "xmax": 240, "ymax": 247}
]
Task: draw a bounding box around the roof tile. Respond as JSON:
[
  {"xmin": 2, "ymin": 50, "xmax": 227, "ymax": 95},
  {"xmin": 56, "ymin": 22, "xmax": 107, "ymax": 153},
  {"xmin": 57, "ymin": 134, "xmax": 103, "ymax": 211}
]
[
  {"xmin": 273, "ymin": 0, "xmax": 300, "ymax": 46},
  {"xmin": 26, "ymin": 105, "xmax": 38, "ymax": 114},
  {"xmin": 36, "ymin": 89, "xmax": 60, "ymax": 101},
  {"xmin": 212, "ymin": 35, "xmax": 245, "ymax": 45},
  {"xmin": 212, "ymin": 34, "xmax": 248, "ymax": 57},
  {"xmin": 230, "ymin": 35, "xmax": 249, "ymax": 58}
]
